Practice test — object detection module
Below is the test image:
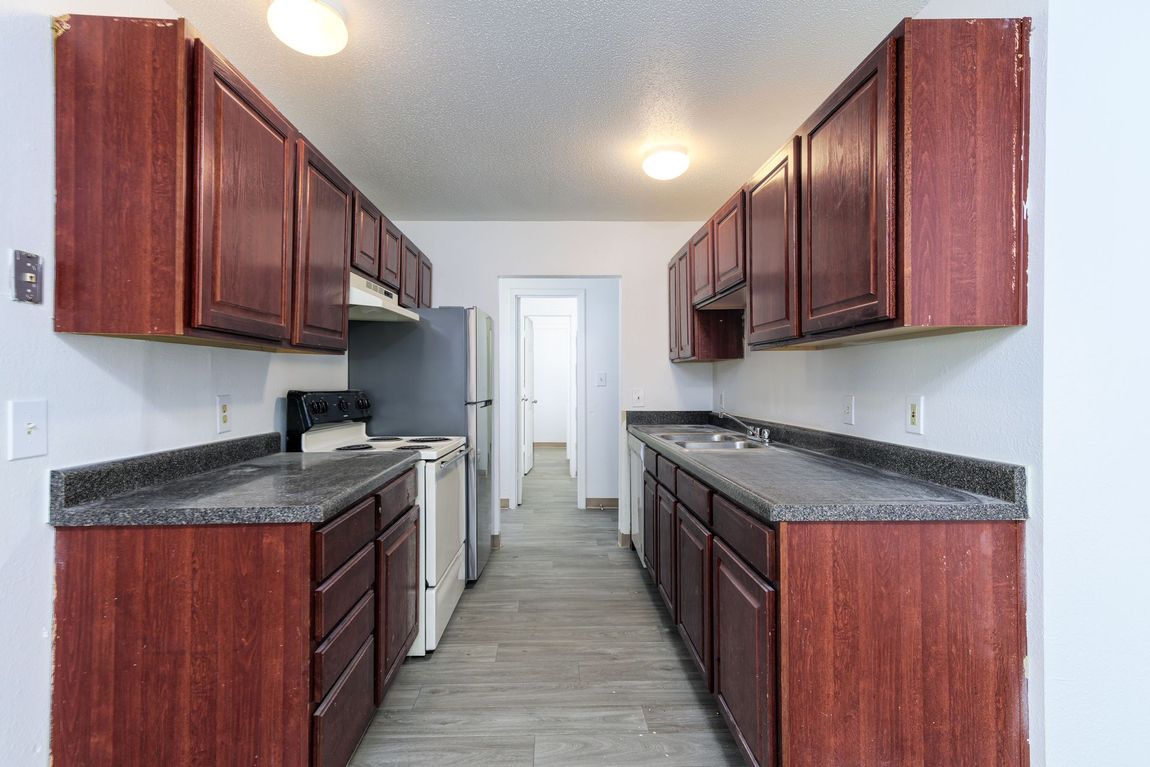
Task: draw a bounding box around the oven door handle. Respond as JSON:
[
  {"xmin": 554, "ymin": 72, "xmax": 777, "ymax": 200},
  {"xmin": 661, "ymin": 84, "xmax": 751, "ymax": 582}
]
[{"xmin": 438, "ymin": 448, "xmax": 471, "ymax": 472}]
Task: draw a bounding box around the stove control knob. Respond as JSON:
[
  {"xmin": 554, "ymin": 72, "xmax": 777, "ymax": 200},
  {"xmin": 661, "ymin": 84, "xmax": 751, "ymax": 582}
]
[
  {"xmin": 319, "ymin": 401, "xmax": 329, "ymax": 414},
  {"xmin": 337, "ymin": 399, "xmax": 349, "ymax": 413},
  {"xmin": 309, "ymin": 401, "xmax": 322, "ymax": 415},
  {"xmin": 357, "ymin": 397, "xmax": 371, "ymax": 410}
]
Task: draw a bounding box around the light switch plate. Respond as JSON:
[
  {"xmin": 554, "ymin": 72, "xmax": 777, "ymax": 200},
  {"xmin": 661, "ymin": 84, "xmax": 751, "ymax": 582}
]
[
  {"xmin": 595, "ymin": 372, "xmax": 607, "ymax": 387},
  {"xmin": 905, "ymin": 394, "xmax": 925, "ymax": 434},
  {"xmin": 216, "ymin": 395, "xmax": 232, "ymax": 434},
  {"xmin": 7, "ymin": 400, "xmax": 48, "ymax": 460},
  {"xmin": 631, "ymin": 388, "xmax": 645, "ymax": 407},
  {"xmin": 13, "ymin": 251, "xmax": 43, "ymax": 304}
]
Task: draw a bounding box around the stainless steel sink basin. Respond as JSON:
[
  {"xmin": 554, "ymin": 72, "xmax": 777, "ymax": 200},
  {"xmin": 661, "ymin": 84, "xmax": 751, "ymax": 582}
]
[
  {"xmin": 655, "ymin": 432, "xmax": 742, "ymax": 442},
  {"xmin": 671, "ymin": 439, "xmax": 764, "ymax": 450}
]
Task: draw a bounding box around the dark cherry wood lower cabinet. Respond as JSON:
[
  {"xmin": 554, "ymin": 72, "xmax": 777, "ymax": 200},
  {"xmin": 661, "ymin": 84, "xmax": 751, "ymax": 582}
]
[
  {"xmin": 675, "ymin": 505, "xmax": 713, "ymax": 689},
  {"xmin": 713, "ymin": 538, "xmax": 777, "ymax": 767},
  {"xmin": 656, "ymin": 487, "xmax": 677, "ymax": 616},
  {"xmin": 52, "ymin": 468, "xmax": 421, "ymax": 767},
  {"xmin": 643, "ymin": 474, "xmax": 658, "ymax": 576},
  {"xmin": 376, "ymin": 506, "xmax": 421, "ymax": 704}
]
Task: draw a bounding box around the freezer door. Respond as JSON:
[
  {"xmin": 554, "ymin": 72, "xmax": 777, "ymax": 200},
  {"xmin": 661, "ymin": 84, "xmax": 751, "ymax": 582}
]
[
  {"xmin": 468, "ymin": 308, "xmax": 494, "ymax": 404},
  {"xmin": 467, "ymin": 400, "xmax": 494, "ymax": 580}
]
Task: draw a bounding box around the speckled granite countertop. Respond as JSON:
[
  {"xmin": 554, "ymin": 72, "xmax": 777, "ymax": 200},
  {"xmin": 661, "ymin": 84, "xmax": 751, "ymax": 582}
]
[
  {"xmin": 50, "ymin": 434, "xmax": 419, "ymax": 527},
  {"xmin": 629, "ymin": 421, "xmax": 1027, "ymax": 523}
]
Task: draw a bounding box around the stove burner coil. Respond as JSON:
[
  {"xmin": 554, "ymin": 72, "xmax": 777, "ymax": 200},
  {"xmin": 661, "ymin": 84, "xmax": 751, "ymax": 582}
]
[{"xmin": 335, "ymin": 444, "xmax": 374, "ymax": 451}]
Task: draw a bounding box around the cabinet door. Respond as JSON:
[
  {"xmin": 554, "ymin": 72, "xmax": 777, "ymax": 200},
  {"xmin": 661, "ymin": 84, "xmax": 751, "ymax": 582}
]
[
  {"xmin": 352, "ymin": 192, "xmax": 382, "ymax": 279},
  {"xmin": 746, "ymin": 139, "xmax": 801, "ymax": 346},
  {"xmin": 689, "ymin": 223, "xmax": 714, "ymax": 305},
  {"xmin": 376, "ymin": 507, "xmax": 420, "ymax": 705},
  {"xmin": 668, "ymin": 255, "xmax": 681, "ymax": 360},
  {"xmin": 192, "ymin": 41, "xmax": 296, "ymax": 341},
  {"xmin": 713, "ymin": 538, "xmax": 776, "ymax": 767},
  {"xmin": 656, "ymin": 488, "xmax": 676, "ymax": 617},
  {"xmin": 801, "ymin": 38, "xmax": 896, "ymax": 334},
  {"xmin": 293, "ymin": 139, "xmax": 352, "ymax": 351},
  {"xmin": 643, "ymin": 475, "xmax": 658, "ymax": 576},
  {"xmin": 676, "ymin": 505, "xmax": 712, "ymax": 689},
  {"xmin": 419, "ymin": 254, "xmax": 433, "ymax": 308},
  {"xmin": 381, "ymin": 219, "xmax": 403, "ymax": 290},
  {"xmin": 713, "ymin": 191, "xmax": 746, "ymax": 294},
  {"xmin": 676, "ymin": 249, "xmax": 694, "ymax": 359},
  {"xmin": 399, "ymin": 238, "xmax": 421, "ymax": 309}
]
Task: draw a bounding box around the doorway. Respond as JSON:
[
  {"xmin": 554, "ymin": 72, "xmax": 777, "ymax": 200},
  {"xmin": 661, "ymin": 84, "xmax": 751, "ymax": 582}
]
[
  {"xmin": 498, "ymin": 277, "xmax": 620, "ymax": 511},
  {"xmin": 519, "ymin": 299, "xmax": 578, "ymax": 482}
]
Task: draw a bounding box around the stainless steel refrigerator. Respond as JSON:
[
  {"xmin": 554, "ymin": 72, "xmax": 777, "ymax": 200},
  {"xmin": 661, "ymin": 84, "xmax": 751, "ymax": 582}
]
[{"xmin": 348, "ymin": 307, "xmax": 495, "ymax": 581}]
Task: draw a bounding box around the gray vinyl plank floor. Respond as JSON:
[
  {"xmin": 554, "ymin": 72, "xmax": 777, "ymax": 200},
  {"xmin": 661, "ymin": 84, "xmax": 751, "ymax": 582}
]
[{"xmin": 350, "ymin": 448, "xmax": 742, "ymax": 767}]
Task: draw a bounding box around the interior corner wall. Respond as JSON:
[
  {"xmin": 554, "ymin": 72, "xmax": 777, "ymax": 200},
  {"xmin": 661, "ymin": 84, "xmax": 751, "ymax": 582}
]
[
  {"xmin": 710, "ymin": 0, "xmax": 1050, "ymax": 762},
  {"xmin": 0, "ymin": 4, "xmax": 348, "ymax": 763}
]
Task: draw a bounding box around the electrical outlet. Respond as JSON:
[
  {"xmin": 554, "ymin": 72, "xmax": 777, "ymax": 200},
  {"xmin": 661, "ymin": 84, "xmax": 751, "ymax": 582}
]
[
  {"xmin": 216, "ymin": 395, "xmax": 232, "ymax": 434},
  {"xmin": 905, "ymin": 394, "xmax": 925, "ymax": 434},
  {"xmin": 631, "ymin": 388, "xmax": 645, "ymax": 407},
  {"xmin": 842, "ymin": 395, "xmax": 856, "ymax": 425},
  {"xmin": 7, "ymin": 400, "xmax": 48, "ymax": 460}
]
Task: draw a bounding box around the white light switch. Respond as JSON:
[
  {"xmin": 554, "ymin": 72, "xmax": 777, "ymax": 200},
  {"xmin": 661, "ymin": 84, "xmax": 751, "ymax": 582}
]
[
  {"xmin": 595, "ymin": 372, "xmax": 607, "ymax": 387},
  {"xmin": 7, "ymin": 400, "xmax": 48, "ymax": 460},
  {"xmin": 631, "ymin": 388, "xmax": 645, "ymax": 407}
]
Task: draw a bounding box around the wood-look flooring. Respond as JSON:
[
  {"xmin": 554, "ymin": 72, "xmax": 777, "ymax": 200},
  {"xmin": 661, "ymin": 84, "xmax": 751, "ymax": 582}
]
[{"xmin": 351, "ymin": 448, "xmax": 742, "ymax": 766}]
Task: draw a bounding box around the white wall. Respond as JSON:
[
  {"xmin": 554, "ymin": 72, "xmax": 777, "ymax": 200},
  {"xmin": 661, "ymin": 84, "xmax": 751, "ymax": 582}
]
[
  {"xmin": 1043, "ymin": 2, "xmax": 1150, "ymax": 765},
  {"xmin": 712, "ymin": 0, "xmax": 1050, "ymax": 761},
  {"xmin": 0, "ymin": 3, "xmax": 348, "ymax": 763}
]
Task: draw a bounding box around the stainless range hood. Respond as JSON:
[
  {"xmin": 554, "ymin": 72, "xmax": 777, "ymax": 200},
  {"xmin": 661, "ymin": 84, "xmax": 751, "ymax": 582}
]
[{"xmin": 348, "ymin": 273, "xmax": 420, "ymax": 322}]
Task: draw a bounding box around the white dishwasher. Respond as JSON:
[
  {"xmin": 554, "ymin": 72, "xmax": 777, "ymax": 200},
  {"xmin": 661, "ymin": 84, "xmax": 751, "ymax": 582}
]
[{"xmin": 627, "ymin": 434, "xmax": 646, "ymax": 564}]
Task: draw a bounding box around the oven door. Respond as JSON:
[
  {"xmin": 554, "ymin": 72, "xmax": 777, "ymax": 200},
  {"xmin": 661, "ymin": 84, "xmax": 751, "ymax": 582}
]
[{"xmin": 426, "ymin": 446, "xmax": 468, "ymax": 587}]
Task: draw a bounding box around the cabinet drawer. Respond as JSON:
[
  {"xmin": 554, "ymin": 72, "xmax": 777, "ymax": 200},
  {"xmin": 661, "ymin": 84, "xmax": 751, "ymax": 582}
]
[
  {"xmin": 314, "ymin": 496, "xmax": 378, "ymax": 582},
  {"xmin": 313, "ymin": 637, "xmax": 376, "ymax": 767},
  {"xmin": 643, "ymin": 448, "xmax": 659, "ymax": 477},
  {"xmin": 712, "ymin": 495, "xmax": 778, "ymax": 584},
  {"xmin": 674, "ymin": 469, "xmax": 712, "ymax": 525},
  {"xmin": 314, "ymin": 543, "xmax": 376, "ymax": 640},
  {"xmin": 313, "ymin": 591, "xmax": 375, "ymax": 702},
  {"xmin": 378, "ymin": 468, "xmax": 418, "ymax": 531},
  {"xmin": 656, "ymin": 455, "xmax": 677, "ymax": 492}
]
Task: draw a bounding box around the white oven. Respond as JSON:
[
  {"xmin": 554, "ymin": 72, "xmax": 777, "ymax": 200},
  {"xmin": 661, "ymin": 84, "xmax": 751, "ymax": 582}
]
[{"xmin": 415, "ymin": 444, "xmax": 469, "ymax": 654}]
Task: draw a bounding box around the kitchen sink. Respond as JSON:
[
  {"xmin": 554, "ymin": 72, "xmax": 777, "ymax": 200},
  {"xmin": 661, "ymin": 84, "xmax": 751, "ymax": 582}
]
[
  {"xmin": 671, "ymin": 439, "xmax": 764, "ymax": 450},
  {"xmin": 654, "ymin": 432, "xmax": 743, "ymax": 442}
]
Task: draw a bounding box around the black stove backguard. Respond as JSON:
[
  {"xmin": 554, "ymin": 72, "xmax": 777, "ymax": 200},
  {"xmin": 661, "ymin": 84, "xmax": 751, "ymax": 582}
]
[{"xmin": 285, "ymin": 390, "xmax": 373, "ymax": 451}]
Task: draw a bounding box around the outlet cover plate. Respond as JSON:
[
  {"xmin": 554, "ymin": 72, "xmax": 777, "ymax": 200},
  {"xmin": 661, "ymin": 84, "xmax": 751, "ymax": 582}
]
[
  {"xmin": 842, "ymin": 395, "xmax": 856, "ymax": 425},
  {"xmin": 216, "ymin": 395, "xmax": 232, "ymax": 434},
  {"xmin": 905, "ymin": 394, "xmax": 925, "ymax": 434},
  {"xmin": 13, "ymin": 251, "xmax": 43, "ymax": 304}
]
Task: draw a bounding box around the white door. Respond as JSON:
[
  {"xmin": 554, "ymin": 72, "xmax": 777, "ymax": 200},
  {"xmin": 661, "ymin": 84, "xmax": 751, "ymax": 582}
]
[{"xmin": 521, "ymin": 316, "xmax": 536, "ymax": 476}]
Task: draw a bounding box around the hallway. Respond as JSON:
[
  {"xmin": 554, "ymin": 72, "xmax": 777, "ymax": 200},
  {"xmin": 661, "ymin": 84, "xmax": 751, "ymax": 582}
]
[{"xmin": 351, "ymin": 448, "xmax": 742, "ymax": 765}]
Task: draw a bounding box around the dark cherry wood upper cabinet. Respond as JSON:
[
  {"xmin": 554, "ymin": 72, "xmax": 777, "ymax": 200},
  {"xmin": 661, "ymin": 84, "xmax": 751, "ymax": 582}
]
[
  {"xmin": 745, "ymin": 139, "xmax": 801, "ymax": 346},
  {"xmin": 800, "ymin": 37, "xmax": 897, "ymax": 336},
  {"xmin": 352, "ymin": 193, "xmax": 383, "ymax": 279},
  {"xmin": 380, "ymin": 220, "xmax": 403, "ymax": 291},
  {"xmin": 689, "ymin": 224, "xmax": 715, "ymax": 305},
  {"xmin": 192, "ymin": 41, "xmax": 298, "ymax": 342},
  {"xmin": 675, "ymin": 505, "xmax": 713, "ymax": 690},
  {"xmin": 293, "ymin": 139, "xmax": 353, "ymax": 351},
  {"xmin": 399, "ymin": 239, "xmax": 422, "ymax": 309},
  {"xmin": 712, "ymin": 191, "xmax": 746, "ymax": 295},
  {"xmin": 668, "ymin": 253, "xmax": 681, "ymax": 360},
  {"xmin": 418, "ymin": 254, "xmax": 433, "ymax": 308},
  {"xmin": 713, "ymin": 538, "xmax": 776, "ymax": 767},
  {"xmin": 376, "ymin": 507, "xmax": 420, "ymax": 705},
  {"xmin": 676, "ymin": 248, "xmax": 694, "ymax": 360}
]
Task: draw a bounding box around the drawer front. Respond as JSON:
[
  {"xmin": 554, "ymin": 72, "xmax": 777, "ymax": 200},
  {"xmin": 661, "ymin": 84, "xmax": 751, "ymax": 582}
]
[
  {"xmin": 314, "ymin": 496, "xmax": 378, "ymax": 582},
  {"xmin": 656, "ymin": 455, "xmax": 677, "ymax": 492},
  {"xmin": 314, "ymin": 543, "xmax": 376, "ymax": 640},
  {"xmin": 643, "ymin": 447, "xmax": 659, "ymax": 477},
  {"xmin": 313, "ymin": 591, "xmax": 375, "ymax": 702},
  {"xmin": 675, "ymin": 469, "xmax": 713, "ymax": 525},
  {"xmin": 712, "ymin": 495, "xmax": 778, "ymax": 584},
  {"xmin": 313, "ymin": 637, "xmax": 376, "ymax": 767},
  {"xmin": 378, "ymin": 468, "xmax": 418, "ymax": 531}
]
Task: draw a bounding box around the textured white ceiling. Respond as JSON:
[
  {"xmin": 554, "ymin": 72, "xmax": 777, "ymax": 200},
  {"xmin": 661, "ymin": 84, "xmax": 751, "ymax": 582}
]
[{"xmin": 168, "ymin": 0, "xmax": 927, "ymax": 220}]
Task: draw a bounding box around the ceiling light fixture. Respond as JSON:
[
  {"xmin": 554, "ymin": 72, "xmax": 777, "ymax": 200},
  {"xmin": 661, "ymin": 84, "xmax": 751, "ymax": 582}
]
[
  {"xmin": 642, "ymin": 145, "xmax": 690, "ymax": 181},
  {"xmin": 267, "ymin": 0, "xmax": 349, "ymax": 57}
]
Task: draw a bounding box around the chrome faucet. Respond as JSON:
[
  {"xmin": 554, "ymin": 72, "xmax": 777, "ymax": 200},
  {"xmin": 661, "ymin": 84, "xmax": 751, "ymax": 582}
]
[{"xmin": 719, "ymin": 408, "xmax": 769, "ymax": 445}]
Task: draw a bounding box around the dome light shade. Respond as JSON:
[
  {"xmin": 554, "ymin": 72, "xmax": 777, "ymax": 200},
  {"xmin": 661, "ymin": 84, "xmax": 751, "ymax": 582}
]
[
  {"xmin": 267, "ymin": 0, "xmax": 348, "ymax": 57},
  {"xmin": 642, "ymin": 146, "xmax": 690, "ymax": 180}
]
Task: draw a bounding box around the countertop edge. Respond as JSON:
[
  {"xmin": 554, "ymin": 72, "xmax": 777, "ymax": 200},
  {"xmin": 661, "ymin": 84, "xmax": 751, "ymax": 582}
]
[{"xmin": 629, "ymin": 427, "xmax": 1027, "ymax": 523}]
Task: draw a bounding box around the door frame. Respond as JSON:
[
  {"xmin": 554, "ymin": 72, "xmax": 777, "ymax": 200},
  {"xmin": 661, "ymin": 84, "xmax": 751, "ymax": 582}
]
[{"xmin": 503, "ymin": 286, "xmax": 587, "ymax": 510}]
